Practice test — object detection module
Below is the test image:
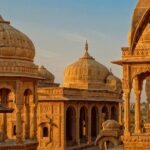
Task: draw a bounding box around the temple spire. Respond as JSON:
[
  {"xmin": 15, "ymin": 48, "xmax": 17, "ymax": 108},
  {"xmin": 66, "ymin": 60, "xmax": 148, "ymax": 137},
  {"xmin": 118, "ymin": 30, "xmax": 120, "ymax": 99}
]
[
  {"xmin": 0, "ymin": 15, "xmax": 10, "ymax": 24},
  {"xmin": 81, "ymin": 40, "xmax": 94, "ymax": 59},
  {"xmin": 85, "ymin": 40, "xmax": 88, "ymax": 52}
]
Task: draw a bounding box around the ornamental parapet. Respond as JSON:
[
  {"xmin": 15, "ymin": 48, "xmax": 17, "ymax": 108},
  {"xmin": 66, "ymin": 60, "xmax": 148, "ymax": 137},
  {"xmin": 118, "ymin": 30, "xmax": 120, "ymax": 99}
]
[
  {"xmin": 0, "ymin": 60, "xmax": 39, "ymax": 77},
  {"xmin": 38, "ymin": 87, "xmax": 121, "ymax": 101},
  {"xmin": 123, "ymin": 134, "xmax": 150, "ymax": 143},
  {"xmin": 122, "ymin": 47, "xmax": 150, "ymax": 58}
]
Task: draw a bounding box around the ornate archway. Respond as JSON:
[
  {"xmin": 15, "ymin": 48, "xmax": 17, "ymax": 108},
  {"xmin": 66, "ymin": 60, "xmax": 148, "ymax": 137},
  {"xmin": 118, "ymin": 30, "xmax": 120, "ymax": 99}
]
[{"xmin": 112, "ymin": 0, "xmax": 150, "ymax": 149}]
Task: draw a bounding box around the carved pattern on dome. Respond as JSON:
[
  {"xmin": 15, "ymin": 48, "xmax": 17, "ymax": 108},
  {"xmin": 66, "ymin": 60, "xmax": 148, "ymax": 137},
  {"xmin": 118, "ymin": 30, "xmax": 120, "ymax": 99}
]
[
  {"xmin": 0, "ymin": 16, "xmax": 35, "ymax": 61},
  {"xmin": 38, "ymin": 66, "xmax": 54, "ymax": 83},
  {"xmin": 64, "ymin": 42, "xmax": 110, "ymax": 90},
  {"xmin": 130, "ymin": 2, "xmax": 150, "ymax": 52}
]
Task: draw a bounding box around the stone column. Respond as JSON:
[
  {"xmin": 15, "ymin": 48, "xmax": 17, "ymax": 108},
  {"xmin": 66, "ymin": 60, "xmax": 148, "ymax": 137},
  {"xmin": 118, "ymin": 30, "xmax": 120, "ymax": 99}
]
[
  {"xmin": 147, "ymin": 99, "xmax": 150, "ymax": 123},
  {"xmin": 25, "ymin": 105, "xmax": 30, "ymax": 139},
  {"xmin": 16, "ymin": 105, "xmax": 23, "ymax": 144},
  {"xmin": 30, "ymin": 104, "xmax": 37, "ymax": 139},
  {"xmin": 0, "ymin": 114, "xmax": 5, "ymax": 142},
  {"xmin": 76, "ymin": 109, "xmax": 80, "ymax": 145},
  {"xmin": 16, "ymin": 81, "xmax": 23, "ymax": 144},
  {"xmin": 124, "ymin": 89, "xmax": 131, "ymax": 135},
  {"xmin": 88, "ymin": 109, "xmax": 91, "ymax": 143},
  {"xmin": 108, "ymin": 106, "xmax": 111, "ymax": 119},
  {"xmin": 119, "ymin": 102, "xmax": 122, "ymax": 124},
  {"xmin": 99, "ymin": 107, "xmax": 102, "ymax": 130},
  {"xmin": 134, "ymin": 77, "xmax": 141, "ymax": 134}
]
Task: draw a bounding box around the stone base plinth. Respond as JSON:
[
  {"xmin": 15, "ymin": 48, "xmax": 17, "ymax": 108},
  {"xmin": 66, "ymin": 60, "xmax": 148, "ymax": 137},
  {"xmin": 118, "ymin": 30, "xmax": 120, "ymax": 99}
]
[
  {"xmin": 123, "ymin": 134, "xmax": 150, "ymax": 150},
  {"xmin": 0, "ymin": 140, "xmax": 38, "ymax": 150}
]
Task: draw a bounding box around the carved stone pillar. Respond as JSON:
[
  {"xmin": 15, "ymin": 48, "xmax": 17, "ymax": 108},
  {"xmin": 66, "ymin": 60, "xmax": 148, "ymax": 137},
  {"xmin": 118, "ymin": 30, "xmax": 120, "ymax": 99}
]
[
  {"xmin": 134, "ymin": 91, "xmax": 141, "ymax": 133},
  {"xmin": 124, "ymin": 89, "xmax": 131, "ymax": 135},
  {"xmin": 16, "ymin": 105, "xmax": 23, "ymax": 144},
  {"xmin": 134, "ymin": 77, "xmax": 141, "ymax": 134},
  {"xmin": 16, "ymin": 81, "xmax": 23, "ymax": 144},
  {"xmin": 99, "ymin": 107, "xmax": 102, "ymax": 130},
  {"xmin": 119, "ymin": 102, "xmax": 122, "ymax": 125},
  {"xmin": 30, "ymin": 104, "xmax": 37, "ymax": 139},
  {"xmin": 147, "ymin": 99, "xmax": 150, "ymax": 123},
  {"xmin": 76, "ymin": 109, "xmax": 80, "ymax": 145},
  {"xmin": 88, "ymin": 109, "xmax": 91, "ymax": 143},
  {"xmin": 25, "ymin": 105, "xmax": 30, "ymax": 139},
  {"xmin": 108, "ymin": 106, "xmax": 111, "ymax": 120},
  {"xmin": 0, "ymin": 114, "xmax": 5, "ymax": 142}
]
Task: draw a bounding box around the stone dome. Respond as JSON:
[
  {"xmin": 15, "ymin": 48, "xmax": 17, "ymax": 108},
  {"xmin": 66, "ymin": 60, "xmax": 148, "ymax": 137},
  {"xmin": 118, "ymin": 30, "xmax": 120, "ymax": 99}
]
[
  {"xmin": 130, "ymin": 0, "xmax": 150, "ymax": 50},
  {"xmin": 64, "ymin": 41, "xmax": 110, "ymax": 89},
  {"xmin": 0, "ymin": 16, "xmax": 35, "ymax": 61},
  {"xmin": 102, "ymin": 120, "xmax": 121, "ymax": 131},
  {"xmin": 38, "ymin": 66, "xmax": 54, "ymax": 83},
  {"xmin": 106, "ymin": 74, "xmax": 122, "ymax": 93},
  {"xmin": 106, "ymin": 74, "xmax": 121, "ymax": 85}
]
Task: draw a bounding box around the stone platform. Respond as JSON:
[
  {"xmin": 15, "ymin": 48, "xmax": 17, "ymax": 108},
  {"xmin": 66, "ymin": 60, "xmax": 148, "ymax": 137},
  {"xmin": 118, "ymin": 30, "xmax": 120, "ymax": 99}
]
[{"xmin": 0, "ymin": 140, "xmax": 38, "ymax": 150}]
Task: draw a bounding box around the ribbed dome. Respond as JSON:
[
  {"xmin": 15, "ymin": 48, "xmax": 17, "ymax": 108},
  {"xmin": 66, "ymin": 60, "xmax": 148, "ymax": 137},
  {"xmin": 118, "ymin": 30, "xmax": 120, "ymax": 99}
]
[
  {"xmin": 38, "ymin": 66, "xmax": 54, "ymax": 83},
  {"xmin": 0, "ymin": 16, "xmax": 35, "ymax": 61},
  {"xmin": 106, "ymin": 74, "xmax": 122, "ymax": 93},
  {"xmin": 102, "ymin": 120, "xmax": 121, "ymax": 130},
  {"xmin": 64, "ymin": 41, "xmax": 110, "ymax": 89},
  {"xmin": 130, "ymin": 0, "xmax": 150, "ymax": 50}
]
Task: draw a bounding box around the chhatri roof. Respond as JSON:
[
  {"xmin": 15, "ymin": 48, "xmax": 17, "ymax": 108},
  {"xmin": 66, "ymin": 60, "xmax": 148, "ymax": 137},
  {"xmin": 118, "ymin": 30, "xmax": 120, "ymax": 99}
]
[
  {"xmin": 38, "ymin": 66, "xmax": 54, "ymax": 83},
  {"xmin": 0, "ymin": 15, "xmax": 39, "ymax": 79},
  {"xmin": 63, "ymin": 41, "xmax": 110, "ymax": 90},
  {"xmin": 0, "ymin": 15, "xmax": 35, "ymax": 61},
  {"xmin": 130, "ymin": 0, "xmax": 150, "ymax": 51}
]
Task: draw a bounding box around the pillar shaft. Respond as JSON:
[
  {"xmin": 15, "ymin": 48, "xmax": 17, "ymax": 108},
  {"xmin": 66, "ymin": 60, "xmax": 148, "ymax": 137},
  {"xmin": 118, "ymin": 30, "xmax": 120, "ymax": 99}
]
[
  {"xmin": 76, "ymin": 110, "xmax": 80, "ymax": 145},
  {"xmin": 16, "ymin": 81, "xmax": 23, "ymax": 144},
  {"xmin": 147, "ymin": 99, "xmax": 150, "ymax": 123},
  {"xmin": 16, "ymin": 105, "xmax": 23, "ymax": 144},
  {"xmin": 134, "ymin": 91, "xmax": 141, "ymax": 133},
  {"xmin": 134, "ymin": 77, "xmax": 141, "ymax": 134},
  {"xmin": 25, "ymin": 105, "xmax": 30, "ymax": 139},
  {"xmin": 124, "ymin": 90, "xmax": 130, "ymax": 135},
  {"xmin": 30, "ymin": 104, "xmax": 36, "ymax": 139},
  {"xmin": 119, "ymin": 102, "xmax": 122, "ymax": 124},
  {"xmin": 88, "ymin": 109, "xmax": 91, "ymax": 143}
]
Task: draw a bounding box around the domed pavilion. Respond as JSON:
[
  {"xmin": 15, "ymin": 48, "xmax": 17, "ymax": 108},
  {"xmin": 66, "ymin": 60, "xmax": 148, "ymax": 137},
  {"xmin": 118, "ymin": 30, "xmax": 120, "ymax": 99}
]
[
  {"xmin": 0, "ymin": 15, "xmax": 40, "ymax": 149},
  {"xmin": 0, "ymin": 15, "xmax": 122, "ymax": 150},
  {"xmin": 37, "ymin": 41, "xmax": 122, "ymax": 150},
  {"xmin": 113, "ymin": 0, "xmax": 150, "ymax": 149}
]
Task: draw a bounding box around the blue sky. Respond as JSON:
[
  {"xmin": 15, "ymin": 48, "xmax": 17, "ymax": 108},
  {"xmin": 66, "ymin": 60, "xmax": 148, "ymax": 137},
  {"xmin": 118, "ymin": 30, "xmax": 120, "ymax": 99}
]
[{"xmin": 0, "ymin": 0, "xmax": 137, "ymax": 83}]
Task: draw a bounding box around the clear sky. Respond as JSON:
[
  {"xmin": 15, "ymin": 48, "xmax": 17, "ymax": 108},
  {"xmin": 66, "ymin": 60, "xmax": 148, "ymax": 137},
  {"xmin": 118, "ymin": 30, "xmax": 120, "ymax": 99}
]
[{"xmin": 0, "ymin": 0, "xmax": 138, "ymax": 84}]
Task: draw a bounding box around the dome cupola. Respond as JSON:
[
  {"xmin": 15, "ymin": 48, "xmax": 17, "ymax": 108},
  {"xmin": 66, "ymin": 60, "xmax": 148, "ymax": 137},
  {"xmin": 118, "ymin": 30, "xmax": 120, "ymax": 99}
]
[
  {"xmin": 0, "ymin": 15, "xmax": 35, "ymax": 61},
  {"xmin": 130, "ymin": 0, "xmax": 150, "ymax": 51},
  {"xmin": 0, "ymin": 16, "xmax": 38, "ymax": 78},
  {"xmin": 63, "ymin": 41, "xmax": 110, "ymax": 89}
]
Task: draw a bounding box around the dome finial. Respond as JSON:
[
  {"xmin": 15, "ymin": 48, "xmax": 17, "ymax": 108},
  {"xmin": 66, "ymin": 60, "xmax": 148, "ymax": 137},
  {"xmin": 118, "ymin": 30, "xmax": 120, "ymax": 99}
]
[
  {"xmin": 0, "ymin": 15, "xmax": 10, "ymax": 24},
  {"xmin": 85, "ymin": 40, "xmax": 88, "ymax": 52}
]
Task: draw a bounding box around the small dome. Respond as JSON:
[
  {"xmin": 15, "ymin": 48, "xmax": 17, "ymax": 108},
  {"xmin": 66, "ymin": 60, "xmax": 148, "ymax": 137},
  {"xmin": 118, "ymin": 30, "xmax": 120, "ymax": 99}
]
[
  {"xmin": 64, "ymin": 41, "xmax": 110, "ymax": 89},
  {"xmin": 38, "ymin": 66, "xmax": 54, "ymax": 83},
  {"xmin": 102, "ymin": 120, "xmax": 120, "ymax": 130},
  {"xmin": 107, "ymin": 74, "xmax": 121, "ymax": 84},
  {"xmin": 0, "ymin": 16, "xmax": 35, "ymax": 61},
  {"xmin": 106, "ymin": 74, "xmax": 122, "ymax": 93}
]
